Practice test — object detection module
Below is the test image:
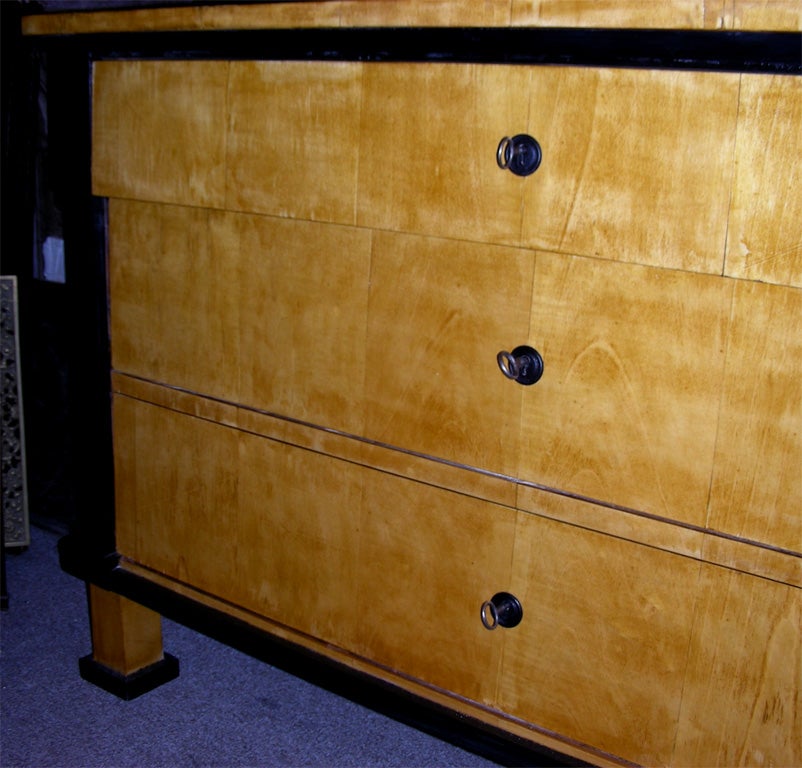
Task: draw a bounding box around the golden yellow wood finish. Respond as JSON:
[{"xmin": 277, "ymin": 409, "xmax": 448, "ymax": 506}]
[
  {"xmin": 23, "ymin": 0, "xmax": 802, "ymax": 34},
  {"xmin": 357, "ymin": 63, "xmax": 528, "ymax": 246},
  {"xmin": 510, "ymin": 0, "xmax": 707, "ymax": 28},
  {"xmin": 673, "ymin": 565, "xmax": 802, "ymax": 767},
  {"xmin": 500, "ymin": 512, "xmax": 701, "ymax": 766},
  {"xmin": 231, "ymin": 212, "xmax": 371, "ymax": 435},
  {"xmin": 727, "ymin": 74, "xmax": 802, "ymax": 287},
  {"xmin": 108, "ymin": 201, "xmax": 240, "ymax": 403},
  {"xmin": 114, "ymin": 395, "xmax": 360, "ymax": 645},
  {"xmin": 87, "ymin": 584, "xmax": 165, "ymax": 676},
  {"xmin": 519, "ymin": 67, "xmax": 739, "ymax": 272},
  {"xmin": 226, "ymin": 61, "xmax": 362, "ymax": 224},
  {"xmin": 708, "ymin": 280, "xmax": 802, "ymax": 554},
  {"xmin": 113, "ymin": 396, "xmax": 240, "ymax": 596},
  {"xmin": 109, "ymin": 200, "xmax": 372, "ymax": 436},
  {"xmin": 355, "ymin": 470, "xmax": 517, "ymax": 706},
  {"xmin": 113, "ymin": 370, "xmax": 801, "ymax": 587},
  {"xmin": 513, "ymin": 0, "xmax": 802, "ymax": 29},
  {"xmin": 93, "ymin": 62, "xmax": 228, "ymax": 208},
  {"xmin": 521, "ymin": 252, "xmax": 733, "ymax": 526},
  {"xmin": 363, "ymin": 230, "xmax": 533, "ymax": 477},
  {"xmin": 114, "ymin": 393, "xmax": 517, "ymax": 706},
  {"xmin": 95, "ymin": 59, "xmax": 742, "ymax": 277},
  {"xmin": 235, "ymin": 430, "xmax": 364, "ymax": 647},
  {"xmin": 358, "ymin": 64, "xmax": 740, "ymax": 272},
  {"xmin": 86, "ymin": 36, "xmax": 802, "ymax": 768},
  {"xmin": 726, "ymin": 0, "xmax": 802, "ymax": 29}
]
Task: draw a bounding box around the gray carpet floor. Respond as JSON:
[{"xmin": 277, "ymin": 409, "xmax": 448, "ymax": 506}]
[{"xmin": 0, "ymin": 525, "xmax": 500, "ymax": 768}]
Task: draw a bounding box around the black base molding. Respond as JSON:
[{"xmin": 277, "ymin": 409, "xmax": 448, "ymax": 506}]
[{"xmin": 78, "ymin": 652, "xmax": 180, "ymax": 701}]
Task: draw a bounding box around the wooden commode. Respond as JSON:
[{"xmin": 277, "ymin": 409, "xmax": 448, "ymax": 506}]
[{"xmin": 22, "ymin": 2, "xmax": 801, "ymax": 765}]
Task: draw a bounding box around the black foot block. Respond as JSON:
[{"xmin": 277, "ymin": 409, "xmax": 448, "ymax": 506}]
[{"xmin": 79, "ymin": 653, "xmax": 179, "ymax": 700}]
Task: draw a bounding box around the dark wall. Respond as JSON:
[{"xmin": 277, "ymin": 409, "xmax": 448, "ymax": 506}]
[{"xmin": 2, "ymin": 2, "xmax": 76, "ymax": 533}]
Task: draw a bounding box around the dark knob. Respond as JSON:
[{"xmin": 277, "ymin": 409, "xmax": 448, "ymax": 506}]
[
  {"xmin": 496, "ymin": 134, "xmax": 542, "ymax": 176},
  {"xmin": 481, "ymin": 592, "xmax": 523, "ymax": 630},
  {"xmin": 497, "ymin": 345, "xmax": 544, "ymax": 386}
]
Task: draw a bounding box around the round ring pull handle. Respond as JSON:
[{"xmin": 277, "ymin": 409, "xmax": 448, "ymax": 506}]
[
  {"xmin": 497, "ymin": 345, "xmax": 544, "ymax": 386},
  {"xmin": 496, "ymin": 134, "xmax": 542, "ymax": 176},
  {"xmin": 481, "ymin": 592, "xmax": 523, "ymax": 630}
]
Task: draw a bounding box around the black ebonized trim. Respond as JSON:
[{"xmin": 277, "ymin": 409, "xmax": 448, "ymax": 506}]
[
  {"xmin": 59, "ymin": 535, "xmax": 591, "ymax": 768},
  {"xmin": 79, "ymin": 652, "xmax": 180, "ymax": 701},
  {"xmin": 35, "ymin": 27, "xmax": 802, "ymax": 74}
]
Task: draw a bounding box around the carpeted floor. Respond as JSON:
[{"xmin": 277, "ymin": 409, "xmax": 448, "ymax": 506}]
[{"xmin": 0, "ymin": 524, "xmax": 501, "ymax": 768}]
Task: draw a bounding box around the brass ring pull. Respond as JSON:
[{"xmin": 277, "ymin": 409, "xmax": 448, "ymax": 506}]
[
  {"xmin": 496, "ymin": 134, "xmax": 542, "ymax": 176},
  {"xmin": 496, "ymin": 136, "xmax": 512, "ymax": 170},
  {"xmin": 481, "ymin": 600, "xmax": 500, "ymax": 630},
  {"xmin": 497, "ymin": 346, "xmax": 544, "ymax": 386},
  {"xmin": 497, "ymin": 350, "xmax": 519, "ymax": 380},
  {"xmin": 481, "ymin": 592, "xmax": 523, "ymax": 631}
]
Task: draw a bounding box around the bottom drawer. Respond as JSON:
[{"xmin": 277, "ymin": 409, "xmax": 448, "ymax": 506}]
[{"xmin": 112, "ymin": 392, "xmax": 800, "ymax": 767}]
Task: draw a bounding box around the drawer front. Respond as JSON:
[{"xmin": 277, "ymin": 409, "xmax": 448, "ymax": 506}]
[
  {"xmin": 109, "ymin": 200, "xmax": 373, "ymax": 436},
  {"xmin": 726, "ymin": 74, "xmax": 802, "ymax": 288},
  {"xmin": 113, "ymin": 395, "xmax": 241, "ymax": 597},
  {"xmin": 109, "ymin": 201, "xmax": 240, "ymax": 403},
  {"xmin": 93, "ymin": 61, "xmax": 228, "ymax": 208},
  {"xmin": 354, "ymin": 470, "xmax": 517, "ymax": 706},
  {"xmin": 500, "ymin": 511, "xmax": 701, "ymax": 766},
  {"xmin": 356, "ymin": 62, "xmax": 529, "ymax": 246},
  {"xmin": 357, "ymin": 63, "xmax": 739, "ymax": 271},
  {"xmin": 708, "ymin": 280, "xmax": 802, "ymax": 554},
  {"xmin": 363, "ymin": 229, "xmax": 534, "ymax": 477},
  {"xmin": 114, "ymin": 393, "xmax": 517, "ymax": 705},
  {"xmin": 114, "ymin": 395, "xmax": 365, "ymax": 649},
  {"xmin": 517, "ymin": 66, "xmax": 739, "ymax": 273},
  {"xmin": 94, "ymin": 61, "xmax": 741, "ymax": 276},
  {"xmin": 226, "ymin": 61, "xmax": 363, "ymax": 224},
  {"xmin": 520, "ymin": 251, "xmax": 733, "ymax": 525},
  {"xmin": 673, "ymin": 564, "xmax": 802, "ymax": 767}
]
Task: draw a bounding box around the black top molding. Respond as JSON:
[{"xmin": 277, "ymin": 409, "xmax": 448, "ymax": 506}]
[{"xmin": 31, "ymin": 27, "xmax": 802, "ymax": 74}]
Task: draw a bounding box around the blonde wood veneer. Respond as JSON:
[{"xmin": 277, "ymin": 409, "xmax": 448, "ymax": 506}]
[
  {"xmin": 357, "ymin": 63, "xmax": 528, "ymax": 247},
  {"xmin": 357, "ymin": 64, "xmax": 739, "ymax": 272},
  {"xmin": 521, "ymin": 252, "xmax": 733, "ymax": 527},
  {"xmin": 114, "ymin": 394, "xmax": 517, "ymax": 707},
  {"xmin": 232, "ymin": 212, "xmax": 371, "ymax": 436},
  {"xmin": 501, "ymin": 512, "xmax": 701, "ymax": 766},
  {"xmin": 354, "ymin": 469, "xmax": 517, "ymax": 707},
  {"xmin": 226, "ymin": 61, "xmax": 362, "ymax": 224},
  {"xmin": 363, "ymin": 230, "xmax": 533, "ymax": 478},
  {"xmin": 23, "ymin": 0, "xmax": 802, "ymax": 34},
  {"xmin": 93, "ymin": 62, "xmax": 228, "ymax": 208},
  {"xmin": 727, "ymin": 74, "xmax": 802, "ymax": 287},
  {"xmin": 708, "ymin": 280, "xmax": 802, "ymax": 555},
  {"xmin": 673, "ymin": 565, "xmax": 802, "ymax": 767},
  {"xmin": 109, "ymin": 200, "xmax": 372, "ymax": 437},
  {"xmin": 108, "ymin": 201, "xmax": 240, "ymax": 403},
  {"xmin": 519, "ymin": 67, "xmax": 738, "ymax": 272},
  {"xmin": 510, "ymin": 0, "xmax": 707, "ymax": 28},
  {"xmin": 114, "ymin": 397, "xmax": 240, "ymax": 598}
]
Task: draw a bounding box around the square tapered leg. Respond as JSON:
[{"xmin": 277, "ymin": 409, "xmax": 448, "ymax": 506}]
[{"xmin": 79, "ymin": 584, "xmax": 179, "ymax": 700}]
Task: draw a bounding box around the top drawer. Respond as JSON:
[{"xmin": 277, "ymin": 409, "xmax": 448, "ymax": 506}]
[{"xmin": 91, "ymin": 59, "xmax": 799, "ymax": 279}]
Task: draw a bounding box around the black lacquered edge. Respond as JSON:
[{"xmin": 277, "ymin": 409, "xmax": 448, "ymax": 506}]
[
  {"xmin": 32, "ymin": 27, "xmax": 802, "ymax": 74},
  {"xmin": 79, "ymin": 653, "xmax": 180, "ymax": 701}
]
